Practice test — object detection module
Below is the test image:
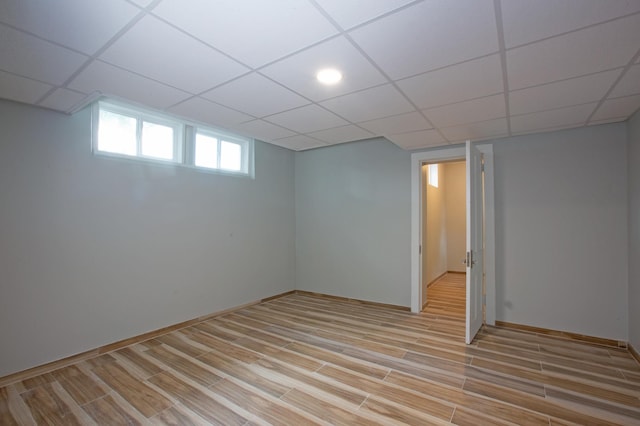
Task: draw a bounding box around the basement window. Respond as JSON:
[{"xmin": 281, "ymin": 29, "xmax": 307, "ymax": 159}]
[
  {"xmin": 93, "ymin": 100, "xmax": 253, "ymax": 177},
  {"xmin": 194, "ymin": 130, "xmax": 248, "ymax": 173},
  {"xmin": 95, "ymin": 102, "xmax": 183, "ymax": 163}
]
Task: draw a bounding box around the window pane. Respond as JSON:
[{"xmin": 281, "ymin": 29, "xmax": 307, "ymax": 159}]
[
  {"xmin": 98, "ymin": 110, "xmax": 136, "ymax": 156},
  {"xmin": 195, "ymin": 133, "xmax": 218, "ymax": 169},
  {"xmin": 220, "ymin": 140, "xmax": 242, "ymax": 171},
  {"xmin": 142, "ymin": 121, "xmax": 174, "ymax": 160}
]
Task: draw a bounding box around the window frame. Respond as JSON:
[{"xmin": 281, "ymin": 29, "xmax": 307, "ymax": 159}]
[
  {"xmin": 93, "ymin": 100, "xmax": 184, "ymax": 164},
  {"xmin": 92, "ymin": 99, "xmax": 254, "ymax": 178},
  {"xmin": 192, "ymin": 127, "xmax": 251, "ymax": 175}
]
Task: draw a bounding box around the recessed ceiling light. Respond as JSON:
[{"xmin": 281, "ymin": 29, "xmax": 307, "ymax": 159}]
[{"xmin": 316, "ymin": 68, "xmax": 342, "ymax": 85}]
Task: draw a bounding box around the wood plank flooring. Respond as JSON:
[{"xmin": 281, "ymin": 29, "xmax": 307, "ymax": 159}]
[
  {"xmin": 1, "ymin": 289, "xmax": 640, "ymax": 425},
  {"xmin": 424, "ymin": 273, "xmax": 466, "ymax": 319}
]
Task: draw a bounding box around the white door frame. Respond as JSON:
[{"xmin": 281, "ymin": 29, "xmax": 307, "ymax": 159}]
[{"xmin": 410, "ymin": 144, "xmax": 496, "ymax": 326}]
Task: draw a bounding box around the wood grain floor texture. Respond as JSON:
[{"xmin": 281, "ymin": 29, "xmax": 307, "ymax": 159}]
[{"xmin": 2, "ymin": 279, "xmax": 640, "ymax": 424}]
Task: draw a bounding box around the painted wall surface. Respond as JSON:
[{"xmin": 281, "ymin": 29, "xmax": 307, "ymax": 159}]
[
  {"xmin": 628, "ymin": 109, "xmax": 640, "ymax": 350},
  {"xmin": 425, "ymin": 164, "xmax": 447, "ymax": 286},
  {"xmin": 444, "ymin": 162, "xmax": 466, "ymax": 272},
  {"xmin": 295, "ymin": 138, "xmax": 411, "ymax": 307},
  {"xmin": 491, "ymin": 124, "xmax": 628, "ymax": 340},
  {"xmin": 0, "ymin": 100, "xmax": 296, "ymax": 376}
]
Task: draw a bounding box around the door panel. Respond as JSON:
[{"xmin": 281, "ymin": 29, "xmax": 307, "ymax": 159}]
[{"xmin": 466, "ymin": 141, "xmax": 483, "ymax": 344}]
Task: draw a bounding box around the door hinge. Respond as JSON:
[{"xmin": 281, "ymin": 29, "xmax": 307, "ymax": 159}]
[{"xmin": 419, "ymin": 245, "xmax": 422, "ymax": 255}]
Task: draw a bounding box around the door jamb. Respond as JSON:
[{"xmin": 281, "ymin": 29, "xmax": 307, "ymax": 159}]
[{"xmin": 410, "ymin": 144, "xmax": 495, "ymax": 327}]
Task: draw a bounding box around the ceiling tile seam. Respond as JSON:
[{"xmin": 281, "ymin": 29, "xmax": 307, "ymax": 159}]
[
  {"xmin": 437, "ymin": 115, "xmax": 509, "ymax": 131},
  {"xmin": 508, "ymin": 66, "xmax": 627, "ymax": 94},
  {"xmin": 494, "ymin": 0, "xmax": 512, "ymax": 137},
  {"xmin": 303, "ymin": 122, "xmax": 376, "ymax": 140},
  {"xmin": 306, "ymin": 0, "xmax": 449, "ymax": 146},
  {"xmin": 0, "ymin": 21, "xmax": 90, "ymax": 57},
  {"xmin": 0, "ymin": 66, "xmax": 60, "ymax": 89},
  {"xmin": 391, "ymin": 50, "xmax": 501, "ymax": 86},
  {"xmin": 35, "ymin": 0, "xmax": 163, "ymax": 107},
  {"xmin": 512, "ymin": 122, "xmax": 589, "ymax": 136},
  {"xmin": 66, "ymin": 57, "xmax": 192, "ymax": 99},
  {"xmin": 420, "ymin": 91, "xmax": 505, "ymax": 114},
  {"xmin": 584, "ymin": 47, "xmax": 640, "ymax": 125},
  {"xmin": 308, "ymin": 0, "xmax": 426, "ymax": 33},
  {"xmin": 148, "ymin": 13, "xmax": 254, "ymax": 72},
  {"xmin": 509, "ymin": 100, "xmax": 598, "ymax": 119},
  {"xmin": 319, "ymin": 14, "xmax": 447, "ymax": 145},
  {"xmin": 162, "ymin": 33, "xmax": 352, "ymax": 112},
  {"xmin": 504, "ymin": 10, "xmax": 640, "ymax": 52},
  {"xmin": 355, "ymin": 112, "xmax": 433, "ymax": 132}
]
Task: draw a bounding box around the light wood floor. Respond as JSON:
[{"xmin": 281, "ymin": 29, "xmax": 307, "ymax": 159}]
[
  {"xmin": 1, "ymin": 292, "xmax": 640, "ymax": 425},
  {"xmin": 423, "ymin": 273, "xmax": 466, "ymax": 318}
]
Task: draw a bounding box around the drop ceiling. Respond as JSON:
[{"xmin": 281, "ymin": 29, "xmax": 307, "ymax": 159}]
[{"xmin": 1, "ymin": 0, "xmax": 639, "ymax": 151}]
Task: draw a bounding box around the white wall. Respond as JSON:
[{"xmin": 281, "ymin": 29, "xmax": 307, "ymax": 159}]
[
  {"xmin": 444, "ymin": 162, "xmax": 466, "ymax": 272},
  {"xmin": 425, "ymin": 164, "xmax": 447, "ymax": 285},
  {"xmin": 628, "ymin": 109, "xmax": 640, "ymax": 350},
  {"xmin": 295, "ymin": 138, "xmax": 411, "ymax": 307},
  {"xmin": 491, "ymin": 124, "xmax": 628, "ymax": 340},
  {"xmin": 0, "ymin": 100, "xmax": 296, "ymax": 377}
]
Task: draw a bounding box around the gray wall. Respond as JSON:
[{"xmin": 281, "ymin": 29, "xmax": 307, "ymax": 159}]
[
  {"xmin": 295, "ymin": 125, "xmax": 630, "ymax": 340},
  {"xmin": 0, "ymin": 100, "xmax": 295, "ymax": 377},
  {"xmin": 628, "ymin": 109, "xmax": 640, "ymax": 350},
  {"xmin": 295, "ymin": 138, "xmax": 411, "ymax": 307},
  {"xmin": 491, "ymin": 124, "xmax": 629, "ymax": 340}
]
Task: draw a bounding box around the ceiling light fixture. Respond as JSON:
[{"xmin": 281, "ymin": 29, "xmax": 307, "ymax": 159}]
[{"xmin": 316, "ymin": 68, "xmax": 342, "ymax": 85}]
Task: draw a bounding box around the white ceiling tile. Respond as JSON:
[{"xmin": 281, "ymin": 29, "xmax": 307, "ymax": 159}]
[
  {"xmin": 349, "ymin": 0, "xmax": 498, "ymax": 79},
  {"xmin": 320, "ymin": 84, "xmax": 414, "ymax": 122},
  {"xmin": 424, "ymin": 94, "xmax": 505, "ymax": 128},
  {"xmin": 232, "ymin": 120, "xmax": 296, "ymax": 142},
  {"xmin": 591, "ymin": 95, "xmax": 640, "ymax": 122},
  {"xmin": 314, "ymin": 0, "xmax": 415, "ymax": 29},
  {"xmin": 202, "ymin": 73, "xmax": 309, "ymax": 118},
  {"xmin": 39, "ymin": 88, "xmax": 87, "ymax": 112},
  {"xmin": 501, "ymin": 0, "xmax": 640, "ymax": 48},
  {"xmin": 0, "ymin": 0, "xmax": 139, "ymax": 55},
  {"xmin": 169, "ymin": 97, "xmax": 253, "ymax": 128},
  {"xmin": 440, "ymin": 118, "xmax": 508, "ymax": 143},
  {"xmin": 397, "ymin": 55, "xmax": 503, "ymax": 109},
  {"xmin": 0, "ymin": 24, "xmax": 87, "ymax": 85},
  {"xmin": 0, "ymin": 70, "xmax": 52, "ymax": 104},
  {"xmin": 358, "ymin": 112, "xmax": 432, "ymax": 135},
  {"xmin": 511, "ymin": 103, "xmax": 596, "ymax": 134},
  {"xmin": 307, "ymin": 125, "xmax": 374, "ymax": 144},
  {"xmin": 509, "ymin": 69, "xmax": 621, "ymax": 116},
  {"xmin": 68, "ymin": 60, "xmax": 191, "ymax": 109},
  {"xmin": 260, "ymin": 36, "xmax": 387, "ymax": 101},
  {"xmin": 100, "ymin": 16, "xmax": 248, "ymax": 94},
  {"xmin": 386, "ymin": 129, "xmax": 445, "ymax": 150},
  {"xmin": 265, "ymin": 104, "xmax": 348, "ymax": 133},
  {"xmin": 270, "ymin": 135, "xmax": 327, "ymax": 151},
  {"xmin": 610, "ymin": 65, "xmax": 640, "ymax": 98},
  {"xmin": 153, "ymin": 0, "xmax": 337, "ymax": 68},
  {"xmin": 507, "ymin": 14, "xmax": 640, "ymax": 90}
]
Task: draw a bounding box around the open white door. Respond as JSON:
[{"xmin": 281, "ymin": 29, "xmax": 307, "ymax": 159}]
[{"xmin": 466, "ymin": 141, "xmax": 483, "ymax": 344}]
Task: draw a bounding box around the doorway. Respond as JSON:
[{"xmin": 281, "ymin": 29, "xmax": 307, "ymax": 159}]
[
  {"xmin": 421, "ymin": 161, "xmax": 466, "ymax": 319},
  {"xmin": 410, "ymin": 144, "xmax": 496, "ymax": 343}
]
